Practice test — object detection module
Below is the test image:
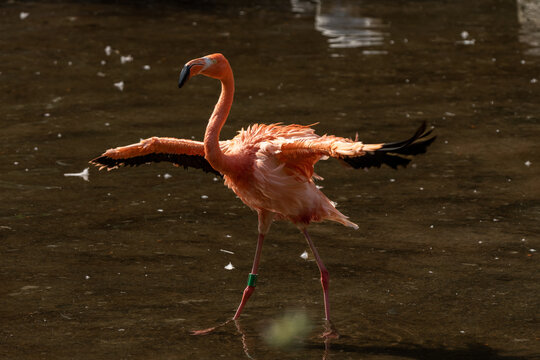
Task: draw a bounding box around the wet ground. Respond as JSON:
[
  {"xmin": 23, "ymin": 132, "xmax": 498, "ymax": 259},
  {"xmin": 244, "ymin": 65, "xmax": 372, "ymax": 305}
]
[{"xmin": 1, "ymin": 1, "xmax": 539, "ymax": 359}]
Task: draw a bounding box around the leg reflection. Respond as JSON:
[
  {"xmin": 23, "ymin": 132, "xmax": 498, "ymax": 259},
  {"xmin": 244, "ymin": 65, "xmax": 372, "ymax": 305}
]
[
  {"xmin": 194, "ymin": 317, "xmax": 334, "ymax": 360},
  {"xmin": 234, "ymin": 319, "xmax": 256, "ymax": 359},
  {"xmin": 323, "ymin": 336, "xmax": 331, "ymax": 360}
]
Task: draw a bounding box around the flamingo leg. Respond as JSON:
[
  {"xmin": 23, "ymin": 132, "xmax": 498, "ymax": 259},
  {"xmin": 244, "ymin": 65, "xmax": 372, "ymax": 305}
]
[
  {"xmin": 233, "ymin": 233, "xmax": 264, "ymax": 320},
  {"xmin": 302, "ymin": 228, "xmax": 339, "ymax": 338},
  {"xmin": 233, "ymin": 211, "xmax": 274, "ymax": 320}
]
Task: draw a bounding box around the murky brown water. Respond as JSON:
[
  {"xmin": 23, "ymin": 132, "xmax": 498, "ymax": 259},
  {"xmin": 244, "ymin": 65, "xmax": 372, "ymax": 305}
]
[{"xmin": 1, "ymin": 1, "xmax": 539, "ymax": 359}]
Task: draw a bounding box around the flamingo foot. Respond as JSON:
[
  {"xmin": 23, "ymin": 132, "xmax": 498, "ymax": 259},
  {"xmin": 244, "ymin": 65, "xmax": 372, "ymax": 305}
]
[
  {"xmin": 191, "ymin": 319, "xmax": 232, "ymax": 336},
  {"xmin": 320, "ymin": 320, "xmax": 340, "ymax": 339}
]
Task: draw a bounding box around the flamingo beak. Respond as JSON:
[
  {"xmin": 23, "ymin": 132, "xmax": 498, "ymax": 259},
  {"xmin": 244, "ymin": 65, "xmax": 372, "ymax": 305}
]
[{"xmin": 178, "ymin": 64, "xmax": 193, "ymax": 88}]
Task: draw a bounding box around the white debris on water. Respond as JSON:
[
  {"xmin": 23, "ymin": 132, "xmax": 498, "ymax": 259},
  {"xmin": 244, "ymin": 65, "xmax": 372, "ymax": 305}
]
[
  {"xmin": 19, "ymin": 12, "xmax": 29, "ymax": 20},
  {"xmin": 363, "ymin": 50, "xmax": 388, "ymax": 55},
  {"xmin": 224, "ymin": 262, "xmax": 235, "ymax": 270},
  {"xmin": 201, "ymin": 195, "xmax": 208, "ymax": 199},
  {"xmin": 300, "ymin": 250, "xmax": 308, "ymax": 260},
  {"xmin": 120, "ymin": 55, "xmax": 133, "ymax": 64},
  {"xmin": 531, "ymin": 78, "xmax": 538, "ymax": 84},
  {"xmin": 64, "ymin": 168, "xmax": 89, "ymax": 181},
  {"xmin": 143, "ymin": 65, "xmax": 151, "ymax": 70},
  {"xmin": 163, "ymin": 173, "xmax": 172, "ymax": 179},
  {"xmin": 220, "ymin": 249, "xmax": 234, "ymax": 254},
  {"xmin": 457, "ymin": 31, "xmax": 475, "ymax": 45},
  {"xmin": 524, "ymin": 160, "xmax": 532, "ymax": 167},
  {"xmin": 105, "ymin": 46, "xmax": 112, "ymax": 56},
  {"xmin": 114, "ymin": 81, "xmax": 124, "ymax": 91}
]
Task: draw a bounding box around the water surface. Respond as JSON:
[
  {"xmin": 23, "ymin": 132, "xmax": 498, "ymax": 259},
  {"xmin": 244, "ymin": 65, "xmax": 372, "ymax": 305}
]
[{"xmin": 1, "ymin": 1, "xmax": 539, "ymax": 359}]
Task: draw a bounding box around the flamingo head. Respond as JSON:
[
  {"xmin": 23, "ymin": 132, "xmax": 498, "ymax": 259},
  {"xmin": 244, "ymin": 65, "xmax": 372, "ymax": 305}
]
[{"xmin": 178, "ymin": 53, "xmax": 230, "ymax": 88}]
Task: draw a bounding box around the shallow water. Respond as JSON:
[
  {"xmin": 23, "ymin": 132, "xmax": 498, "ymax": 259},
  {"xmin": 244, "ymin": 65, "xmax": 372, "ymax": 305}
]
[{"xmin": 1, "ymin": 1, "xmax": 539, "ymax": 359}]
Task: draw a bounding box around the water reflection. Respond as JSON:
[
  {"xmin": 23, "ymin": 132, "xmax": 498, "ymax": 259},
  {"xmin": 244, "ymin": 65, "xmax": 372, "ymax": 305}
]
[
  {"xmin": 226, "ymin": 319, "xmax": 333, "ymax": 360},
  {"xmin": 197, "ymin": 319, "xmax": 515, "ymax": 360},
  {"xmin": 517, "ymin": 0, "xmax": 540, "ymax": 55},
  {"xmin": 291, "ymin": 0, "xmax": 388, "ymax": 51}
]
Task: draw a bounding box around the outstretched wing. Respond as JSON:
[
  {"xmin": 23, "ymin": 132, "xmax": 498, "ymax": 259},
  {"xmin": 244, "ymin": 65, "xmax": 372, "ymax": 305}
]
[
  {"xmin": 89, "ymin": 137, "xmax": 221, "ymax": 176},
  {"xmin": 342, "ymin": 122, "xmax": 435, "ymax": 169},
  {"xmin": 278, "ymin": 122, "xmax": 435, "ymax": 170}
]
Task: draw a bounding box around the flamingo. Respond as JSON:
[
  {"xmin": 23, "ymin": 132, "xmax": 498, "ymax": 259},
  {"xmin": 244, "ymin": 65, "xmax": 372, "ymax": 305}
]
[{"xmin": 90, "ymin": 53, "xmax": 435, "ymax": 338}]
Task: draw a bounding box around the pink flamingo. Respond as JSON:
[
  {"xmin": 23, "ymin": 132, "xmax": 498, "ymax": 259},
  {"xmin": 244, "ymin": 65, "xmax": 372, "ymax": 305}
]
[{"xmin": 90, "ymin": 53, "xmax": 435, "ymax": 338}]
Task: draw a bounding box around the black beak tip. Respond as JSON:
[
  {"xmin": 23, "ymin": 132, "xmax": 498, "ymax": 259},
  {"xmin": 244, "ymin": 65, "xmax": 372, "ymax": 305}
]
[{"xmin": 178, "ymin": 64, "xmax": 191, "ymax": 88}]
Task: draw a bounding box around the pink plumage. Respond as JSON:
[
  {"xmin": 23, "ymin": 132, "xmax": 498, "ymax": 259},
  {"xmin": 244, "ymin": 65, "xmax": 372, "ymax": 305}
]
[{"xmin": 221, "ymin": 123, "xmax": 359, "ymax": 229}]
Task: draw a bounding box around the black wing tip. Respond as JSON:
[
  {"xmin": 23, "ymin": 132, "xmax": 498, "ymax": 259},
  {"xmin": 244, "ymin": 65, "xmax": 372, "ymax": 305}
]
[
  {"xmin": 381, "ymin": 121, "xmax": 434, "ymax": 151},
  {"xmin": 89, "ymin": 153, "xmax": 222, "ymax": 177},
  {"xmin": 343, "ymin": 153, "xmax": 412, "ymax": 170},
  {"xmin": 89, "ymin": 155, "xmax": 119, "ymax": 170},
  {"xmin": 408, "ymin": 134, "xmax": 437, "ymax": 155},
  {"xmin": 344, "ymin": 122, "xmax": 435, "ymax": 170}
]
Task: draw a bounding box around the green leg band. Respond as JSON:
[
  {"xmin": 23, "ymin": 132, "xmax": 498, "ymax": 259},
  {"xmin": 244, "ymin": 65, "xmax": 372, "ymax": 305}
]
[{"xmin": 247, "ymin": 273, "xmax": 258, "ymax": 287}]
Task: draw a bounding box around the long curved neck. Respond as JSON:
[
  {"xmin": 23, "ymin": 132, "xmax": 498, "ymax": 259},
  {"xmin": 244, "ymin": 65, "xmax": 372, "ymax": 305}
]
[{"xmin": 204, "ymin": 71, "xmax": 234, "ymax": 174}]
